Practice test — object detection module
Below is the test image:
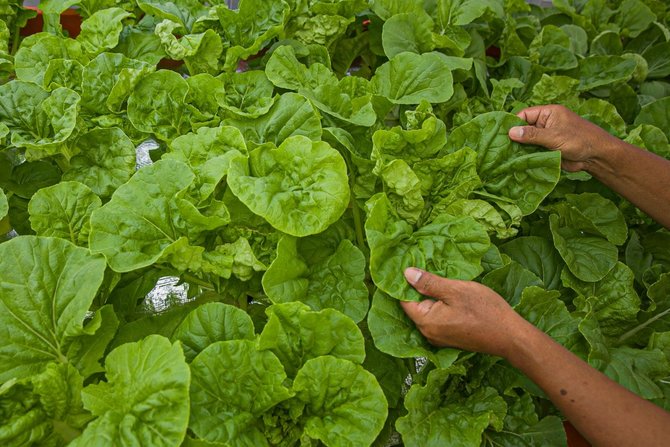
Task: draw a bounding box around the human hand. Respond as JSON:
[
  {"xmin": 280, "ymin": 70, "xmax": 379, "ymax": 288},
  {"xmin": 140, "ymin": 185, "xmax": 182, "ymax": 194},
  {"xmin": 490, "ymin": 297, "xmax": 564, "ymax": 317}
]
[
  {"xmin": 508, "ymin": 105, "xmax": 619, "ymax": 172},
  {"xmin": 400, "ymin": 268, "xmax": 530, "ymax": 359}
]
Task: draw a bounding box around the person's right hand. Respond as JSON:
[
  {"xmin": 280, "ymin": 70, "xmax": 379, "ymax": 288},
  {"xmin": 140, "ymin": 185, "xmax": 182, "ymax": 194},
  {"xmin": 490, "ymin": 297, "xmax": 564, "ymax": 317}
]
[
  {"xmin": 400, "ymin": 268, "xmax": 530, "ymax": 359},
  {"xmin": 508, "ymin": 105, "xmax": 619, "ymax": 172}
]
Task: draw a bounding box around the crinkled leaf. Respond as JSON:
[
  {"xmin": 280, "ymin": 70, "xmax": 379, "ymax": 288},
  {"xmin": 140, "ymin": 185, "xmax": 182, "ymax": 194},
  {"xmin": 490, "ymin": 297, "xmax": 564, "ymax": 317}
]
[
  {"xmin": 291, "ymin": 356, "xmax": 387, "ymax": 447},
  {"xmin": 166, "ymin": 125, "xmax": 247, "ymax": 203},
  {"xmin": 189, "ymin": 340, "xmax": 292, "ymax": 445},
  {"xmin": 263, "ymin": 235, "xmax": 369, "ymax": 323},
  {"xmin": 63, "ymin": 127, "xmax": 136, "ymax": 198},
  {"xmin": 14, "ymin": 33, "xmax": 86, "ymax": 85},
  {"xmin": 228, "ymin": 135, "xmax": 349, "ymax": 237},
  {"xmin": 257, "ymin": 302, "xmax": 366, "ymax": 377},
  {"xmin": 366, "ymin": 193, "xmax": 490, "ymax": 301},
  {"xmin": 397, "ymin": 369, "xmax": 506, "ymax": 447},
  {"xmin": 549, "ymin": 201, "xmax": 619, "ymax": 282},
  {"xmin": 0, "ymin": 82, "xmax": 79, "ymax": 157},
  {"xmin": 127, "ymin": 69, "xmax": 190, "ymax": 141},
  {"xmin": 172, "ymin": 302, "xmax": 255, "ymax": 362},
  {"xmin": 564, "ymin": 262, "xmax": 640, "ymax": 338},
  {"xmin": 224, "ymin": 92, "xmax": 322, "ymax": 145},
  {"xmin": 81, "ymin": 52, "xmax": 155, "ymax": 114},
  {"xmin": 220, "ymin": 70, "xmax": 276, "ymax": 119},
  {"xmin": 77, "ymin": 8, "xmax": 133, "ymax": 56},
  {"xmin": 89, "ymin": 159, "xmax": 195, "ymax": 272},
  {"xmin": 73, "ymin": 335, "xmax": 190, "ymax": 447},
  {"xmin": 445, "ymin": 112, "xmax": 561, "ymax": 215},
  {"xmin": 218, "ymin": 0, "xmax": 290, "ymax": 71}
]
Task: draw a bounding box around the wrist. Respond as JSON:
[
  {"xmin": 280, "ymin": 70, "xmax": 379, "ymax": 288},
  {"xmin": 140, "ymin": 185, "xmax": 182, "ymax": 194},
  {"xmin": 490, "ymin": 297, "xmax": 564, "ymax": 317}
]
[
  {"xmin": 501, "ymin": 317, "xmax": 548, "ymax": 370},
  {"xmin": 582, "ymin": 134, "xmax": 627, "ymax": 178}
]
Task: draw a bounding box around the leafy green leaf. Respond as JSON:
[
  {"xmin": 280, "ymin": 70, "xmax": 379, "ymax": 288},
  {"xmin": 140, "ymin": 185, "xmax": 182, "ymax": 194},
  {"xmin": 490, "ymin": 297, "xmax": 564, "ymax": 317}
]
[
  {"xmin": 397, "ymin": 369, "xmax": 506, "ymax": 447},
  {"xmin": 189, "ymin": 339, "xmax": 292, "ymax": 445},
  {"xmin": 366, "ymin": 193, "xmax": 490, "ymax": 301},
  {"xmin": 72, "ymin": 335, "xmax": 190, "ymax": 447},
  {"xmin": 28, "ymin": 181, "xmax": 101, "ymax": 247},
  {"xmin": 291, "ymin": 356, "xmax": 388, "ymax": 447},
  {"xmin": 371, "ymin": 52, "xmax": 454, "ymax": 104},
  {"xmin": 0, "ymin": 236, "xmax": 107, "ymax": 382},
  {"xmin": 257, "ymin": 302, "xmax": 366, "ymax": 377},
  {"xmin": 263, "ymin": 235, "xmax": 369, "ymax": 322},
  {"xmin": 172, "ymin": 302, "xmax": 256, "ymax": 362},
  {"xmin": 228, "ymin": 135, "xmax": 350, "ymax": 237}
]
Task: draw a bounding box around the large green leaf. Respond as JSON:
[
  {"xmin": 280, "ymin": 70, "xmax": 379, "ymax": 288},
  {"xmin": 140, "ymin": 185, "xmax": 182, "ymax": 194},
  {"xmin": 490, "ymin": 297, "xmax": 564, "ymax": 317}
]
[
  {"xmin": 14, "ymin": 33, "xmax": 86, "ymax": 85},
  {"xmin": 290, "ymin": 356, "xmax": 388, "ymax": 447},
  {"xmin": 77, "ymin": 8, "xmax": 133, "ymax": 56},
  {"xmin": 366, "ymin": 193, "xmax": 490, "ymax": 301},
  {"xmin": 499, "ymin": 236, "xmax": 564, "ymax": 290},
  {"xmin": 223, "ymin": 92, "xmax": 322, "ymax": 145},
  {"xmin": 382, "ymin": 11, "xmax": 435, "ymax": 58},
  {"xmin": 172, "ymin": 302, "xmax": 255, "ymax": 362},
  {"xmin": 371, "ymin": 52, "xmax": 454, "ymax": 104},
  {"xmin": 72, "ymin": 335, "xmax": 191, "ymax": 447},
  {"xmin": 0, "ymin": 236, "xmax": 107, "ymax": 382},
  {"xmin": 127, "ymin": 69, "xmax": 190, "ymax": 141},
  {"xmin": 217, "ymin": 0, "xmax": 290, "ymax": 71},
  {"xmin": 228, "ymin": 135, "xmax": 349, "ymax": 237},
  {"xmin": 28, "ymin": 181, "xmax": 101, "ymax": 247},
  {"xmin": 62, "ymin": 127, "xmax": 136, "ymax": 198},
  {"xmin": 445, "ymin": 112, "xmax": 561, "ymax": 215},
  {"xmin": 81, "ymin": 52, "xmax": 155, "ymax": 114},
  {"xmin": 635, "ymin": 97, "xmax": 670, "ymax": 140},
  {"xmin": 563, "ymin": 263, "xmax": 640, "ymax": 338},
  {"xmin": 257, "ymin": 302, "xmax": 366, "ymax": 377},
  {"xmin": 0, "ymin": 81, "xmax": 79, "ymax": 157},
  {"xmin": 549, "ymin": 200, "xmax": 620, "ymax": 282},
  {"xmin": 89, "ymin": 159, "xmax": 198, "ymax": 272},
  {"xmin": 165, "ymin": 125, "xmax": 247, "ymax": 203},
  {"xmin": 262, "ymin": 235, "xmax": 369, "ymax": 322},
  {"xmin": 189, "ymin": 340, "xmax": 292, "ymax": 445}
]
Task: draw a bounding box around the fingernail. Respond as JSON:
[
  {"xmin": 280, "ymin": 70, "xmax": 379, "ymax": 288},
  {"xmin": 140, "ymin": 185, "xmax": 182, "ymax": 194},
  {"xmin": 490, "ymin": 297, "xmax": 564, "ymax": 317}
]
[
  {"xmin": 404, "ymin": 268, "xmax": 423, "ymax": 285},
  {"xmin": 511, "ymin": 127, "xmax": 524, "ymax": 138}
]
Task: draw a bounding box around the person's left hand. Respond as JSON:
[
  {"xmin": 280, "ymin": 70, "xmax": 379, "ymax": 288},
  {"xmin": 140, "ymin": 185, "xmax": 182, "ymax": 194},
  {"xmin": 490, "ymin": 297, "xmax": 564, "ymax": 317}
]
[{"xmin": 400, "ymin": 268, "xmax": 530, "ymax": 359}]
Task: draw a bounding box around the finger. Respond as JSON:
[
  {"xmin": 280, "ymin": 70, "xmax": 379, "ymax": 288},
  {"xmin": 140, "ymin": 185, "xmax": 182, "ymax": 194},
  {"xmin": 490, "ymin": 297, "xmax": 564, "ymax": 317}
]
[
  {"xmin": 400, "ymin": 299, "xmax": 436, "ymax": 324},
  {"xmin": 515, "ymin": 105, "xmax": 558, "ymax": 126},
  {"xmin": 508, "ymin": 125, "xmax": 558, "ymax": 150},
  {"xmin": 404, "ymin": 268, "xmax": 462, "ymax": 302}
]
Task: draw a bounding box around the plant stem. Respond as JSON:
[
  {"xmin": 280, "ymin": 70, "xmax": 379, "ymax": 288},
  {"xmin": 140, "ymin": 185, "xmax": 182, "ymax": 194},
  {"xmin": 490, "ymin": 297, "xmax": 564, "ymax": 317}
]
[
  {"xmin": 181, "ymin": 273, "xmax": 215, "ymax": 291},
  {"xmin": 10, "ymin": 23, "xmax": 21, "ymax": 56},
  {"xmin": 351, "ymin": 197, "xmax": 366, "ymax": 250},
  {"xmin": 617, "ymin": 307, "xmax": 670, "ymax": 345}
]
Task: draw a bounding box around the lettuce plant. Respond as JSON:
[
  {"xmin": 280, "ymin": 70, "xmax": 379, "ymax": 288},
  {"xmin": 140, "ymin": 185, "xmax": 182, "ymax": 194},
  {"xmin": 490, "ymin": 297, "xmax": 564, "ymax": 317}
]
[{"xmin": 0, "ymin": 0, "xmax": 669, "ymax": 446}]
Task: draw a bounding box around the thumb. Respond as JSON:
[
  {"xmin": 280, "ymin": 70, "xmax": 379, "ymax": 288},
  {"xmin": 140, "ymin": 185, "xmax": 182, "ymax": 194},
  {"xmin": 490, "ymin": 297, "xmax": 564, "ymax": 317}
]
[
  {"xmin": 508, "ymin": 125, "xmax": 556, "ymax": 149},
  {"xmin": 404, "ymin": 268, "xmax": 462, "ymax": 302}
]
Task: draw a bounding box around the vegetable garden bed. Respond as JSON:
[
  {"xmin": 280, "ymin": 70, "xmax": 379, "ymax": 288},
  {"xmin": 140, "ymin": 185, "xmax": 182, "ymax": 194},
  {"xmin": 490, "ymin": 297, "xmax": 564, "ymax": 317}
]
[{"xmin": 0, "ymin": 0, "xmax": 669, "ymax": 446}]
